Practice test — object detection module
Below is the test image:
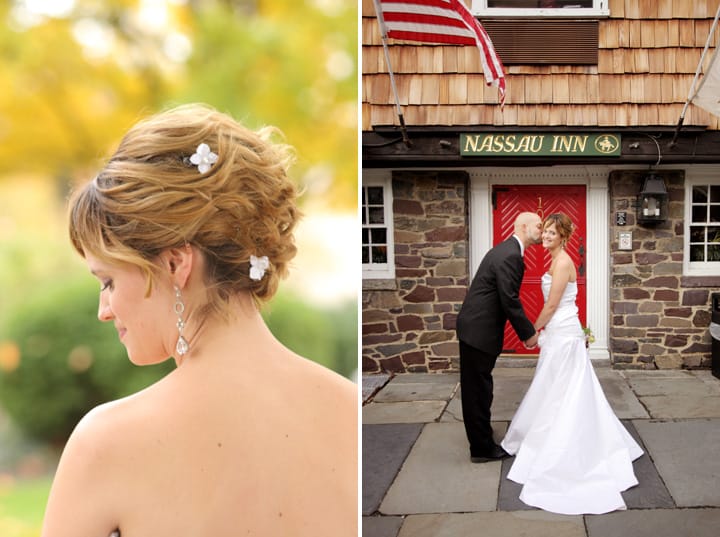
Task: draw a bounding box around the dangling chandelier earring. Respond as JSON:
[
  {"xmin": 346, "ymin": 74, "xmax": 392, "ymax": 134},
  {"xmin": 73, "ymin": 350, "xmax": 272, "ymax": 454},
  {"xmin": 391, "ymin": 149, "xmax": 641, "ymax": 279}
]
[{"xmin": 174, "ymin": 286, "xmax": 189, "ymax": 356}]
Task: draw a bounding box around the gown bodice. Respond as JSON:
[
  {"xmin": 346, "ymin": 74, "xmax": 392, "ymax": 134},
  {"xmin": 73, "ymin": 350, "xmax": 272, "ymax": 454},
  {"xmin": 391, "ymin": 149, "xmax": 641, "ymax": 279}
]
[
  {"xmin": 541, "ymin": 272, "xmax": 577, "ymax": 307},
  {"xmin": 540, "ymin": 273, "xmax": 582, "ymax": 337}
]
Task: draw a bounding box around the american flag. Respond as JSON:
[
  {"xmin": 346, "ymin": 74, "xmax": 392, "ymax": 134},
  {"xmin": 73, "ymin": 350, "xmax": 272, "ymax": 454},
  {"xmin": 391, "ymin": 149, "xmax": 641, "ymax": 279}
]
[{"xmin": 375, "ymin": 0, "xmax": 506, "ymax": 105}]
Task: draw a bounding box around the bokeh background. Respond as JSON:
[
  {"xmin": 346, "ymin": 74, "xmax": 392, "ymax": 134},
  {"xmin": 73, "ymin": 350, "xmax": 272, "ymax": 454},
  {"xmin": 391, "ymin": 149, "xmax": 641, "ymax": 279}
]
[{"xmin": 0, "ymin": 0, "xmax": 358, "ymax": 533}]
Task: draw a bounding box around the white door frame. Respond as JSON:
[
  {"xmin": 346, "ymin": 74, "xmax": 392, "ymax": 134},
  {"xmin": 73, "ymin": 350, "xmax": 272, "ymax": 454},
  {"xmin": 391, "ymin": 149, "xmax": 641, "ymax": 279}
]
[{"xmin": 468, "ymin": 165, "xmax": 610, "ymax": 360}]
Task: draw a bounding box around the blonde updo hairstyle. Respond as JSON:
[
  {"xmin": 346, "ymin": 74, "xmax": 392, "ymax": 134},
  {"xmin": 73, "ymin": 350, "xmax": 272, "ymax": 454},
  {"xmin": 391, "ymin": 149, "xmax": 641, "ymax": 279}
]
[
  {"xmin": 542, "ymin": 212, "xmax": 574, "ymax": 247},
  {"xmin": 69, "ymin": 104, "xmax": 300, "ymax": 320}
]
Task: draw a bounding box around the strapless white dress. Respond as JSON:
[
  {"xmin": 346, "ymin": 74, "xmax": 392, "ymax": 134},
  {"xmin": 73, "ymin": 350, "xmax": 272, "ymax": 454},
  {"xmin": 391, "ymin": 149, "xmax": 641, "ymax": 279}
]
[{"xmin": 501, "ymin": 273, "xmax": 643, "ymax": 515}]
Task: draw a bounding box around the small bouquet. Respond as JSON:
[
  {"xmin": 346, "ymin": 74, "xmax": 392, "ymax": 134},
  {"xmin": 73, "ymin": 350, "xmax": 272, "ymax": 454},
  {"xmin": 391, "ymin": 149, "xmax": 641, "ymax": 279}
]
[{"xmin": 583, "ymin": 326, "xmax": 595, "ymax": 348}]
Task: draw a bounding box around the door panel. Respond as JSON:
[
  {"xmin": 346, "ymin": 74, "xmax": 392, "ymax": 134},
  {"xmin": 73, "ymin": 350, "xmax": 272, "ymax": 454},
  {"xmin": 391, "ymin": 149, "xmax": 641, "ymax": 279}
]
[{"xmin": 492, "ymin": 185, "xmax": 587, "ymax": 355}]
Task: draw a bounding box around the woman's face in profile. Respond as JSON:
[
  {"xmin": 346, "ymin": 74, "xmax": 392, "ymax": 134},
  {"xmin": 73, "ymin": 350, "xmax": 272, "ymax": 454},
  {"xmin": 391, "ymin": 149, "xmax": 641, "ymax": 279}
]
[{"xmin": 85, "ymin": 253, "xmax": 174, "ymax": 365}]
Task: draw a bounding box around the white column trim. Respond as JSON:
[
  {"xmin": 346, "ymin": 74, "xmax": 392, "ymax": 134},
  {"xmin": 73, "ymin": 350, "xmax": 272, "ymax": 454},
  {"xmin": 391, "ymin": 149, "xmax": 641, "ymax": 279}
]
[
  {"xmin": 586, "ymin": 172, "xmax": 610, "ymax": 360},
  {"xmin": 468, "ymin": 169, "xmax": 492, "ymax": 273}
]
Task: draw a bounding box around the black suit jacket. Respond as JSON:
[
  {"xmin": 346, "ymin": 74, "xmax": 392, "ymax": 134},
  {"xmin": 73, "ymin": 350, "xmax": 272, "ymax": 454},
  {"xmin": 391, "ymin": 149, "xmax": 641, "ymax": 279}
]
[{"xmin": 456, "ymin": 237, "xmax": 536, "ymax": 356}]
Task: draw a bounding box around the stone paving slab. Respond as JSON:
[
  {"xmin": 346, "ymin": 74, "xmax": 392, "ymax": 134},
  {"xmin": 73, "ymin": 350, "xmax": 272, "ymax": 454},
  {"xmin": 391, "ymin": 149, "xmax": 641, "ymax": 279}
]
[
  {"xmin": 441, "ymin": 374, "xmax": 534, "ymax": 423},
  {"xmin": 490, "ymin": 369, "xmax": 535, "ymax": 421},
  {"xmin": 442, "ymin": 388, "xmax": 522, "ymax": 423},
  {"xmin": 617, "ymin": 421, "xmax": 675, "ymax": 510},
  {"xmin": 625, "ymin": 375, "xmax": 720, "ymax": 397},
  {"xmin": 690, "ymin": 370, "xmax": 720, "ymax": 390},
  {"xmin": 594, "ymin": 369, "xmax": 649, "ymax": 419},
  {"xmin": 364, "ymin": 369, "xmax": 720, "ymax": 532},
  {"xmin": 638, "ymin": 394, "xmax": 720, "ymax": 419},
  {"xmin": 497, "ymin": 357, "xmax": 542, "ymax": 368},
  {"xmin": 390, "ymin": 373, "xmax": 459, "ymax": 384},
  {"xmin": 397, "ymin": 511, "xmax": 586, "ymax": 537},
  {"xmin": 363, "ymin": 401, "xmax": 447, "ymax": 424},
  {"xmin": 639, "ymin": 379, "xmax": 720, "ymax": 397},
  {"xmin": 493, "ymin": 367, "xmax": 538, "ymax": 377},
  {"xmin": 363, "ymin": 374, "xmax": 391, "ymax": 403},
  {"xmin": 623, "ymin": 370, "xmax": 692, "ymax": 379},
  {"xmin": 363, "ymin": 423, "xmax": 424, "ymax": 515},
  {"xmin": 380, "ymin": 422, "xmax": 501, "ymax": 515},
  {"xmin": 498, "ymin": 456, "xmax": 533, "ymax": 511},
  {"xmin": 362, "ymin": 516, "xmax": 404, "ymax": 537},
  {"xmin": 440, "ymin": 367, "xmax": 647, "ymax": 422},
  {"xmin": 440, "ymin": 394, "xmax": 462, "ymax": 422},
  {"xmin": 633, "ymin": 419, "xmax": 720, "ymax": 507},
  {"xmin": 373, "ymin": 381, "xmax": 457, "ymax": 403},
  {"xmin": 585, "ymin": 508, "xmax": 720, "ymax": 537}
]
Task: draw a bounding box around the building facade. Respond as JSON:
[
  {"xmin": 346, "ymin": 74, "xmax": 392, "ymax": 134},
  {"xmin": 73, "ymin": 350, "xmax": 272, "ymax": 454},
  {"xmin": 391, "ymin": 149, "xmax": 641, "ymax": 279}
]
[{"xmin": 362, "ymin": 0, "xmax": 720, "ymax": 373}]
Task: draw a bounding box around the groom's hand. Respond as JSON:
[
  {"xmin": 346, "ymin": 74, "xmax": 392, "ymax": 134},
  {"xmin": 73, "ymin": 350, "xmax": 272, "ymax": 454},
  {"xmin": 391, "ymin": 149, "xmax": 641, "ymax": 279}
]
[{"xmin": 523, "ymin": 332, "xmax": 539, "ymax": 349}]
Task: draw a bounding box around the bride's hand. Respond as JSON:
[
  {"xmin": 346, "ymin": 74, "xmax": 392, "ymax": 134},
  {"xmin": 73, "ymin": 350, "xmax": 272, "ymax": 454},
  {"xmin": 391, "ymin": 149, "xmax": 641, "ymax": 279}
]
[{"xmin": 537, "ymin": 330, "xmax": 546, "ymax": 348}]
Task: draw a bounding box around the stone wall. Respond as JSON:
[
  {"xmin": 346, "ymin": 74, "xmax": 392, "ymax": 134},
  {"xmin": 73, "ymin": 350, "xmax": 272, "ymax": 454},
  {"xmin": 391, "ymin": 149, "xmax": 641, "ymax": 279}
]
[
  {"xmin": 609, "ymin": 170, "xmax": 714, "ymax": 369},
  {"xmin": 362, "ymin": 168, "xmax": 718, "ymax": 373},
  {"xmin": 362, "ymin": 170, "xmax": 468, "ymax": 373}
]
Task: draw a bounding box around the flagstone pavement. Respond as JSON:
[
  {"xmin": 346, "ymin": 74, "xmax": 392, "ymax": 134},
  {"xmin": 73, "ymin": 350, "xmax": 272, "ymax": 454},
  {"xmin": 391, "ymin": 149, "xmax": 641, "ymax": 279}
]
[{"xmin": 362, "ymin": 363, "xmax": 720, "ymax": 537}]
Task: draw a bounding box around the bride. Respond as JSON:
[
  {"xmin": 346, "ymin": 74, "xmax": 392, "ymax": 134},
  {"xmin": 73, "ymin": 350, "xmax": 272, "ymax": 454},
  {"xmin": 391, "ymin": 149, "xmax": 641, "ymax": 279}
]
[{"xmin": 501, "ymin": 212, "xmax": 643, "ymax": 515}]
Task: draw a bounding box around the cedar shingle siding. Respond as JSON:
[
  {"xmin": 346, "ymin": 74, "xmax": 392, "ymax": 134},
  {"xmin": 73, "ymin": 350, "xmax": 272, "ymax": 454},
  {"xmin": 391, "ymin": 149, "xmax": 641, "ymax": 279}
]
[{"xmin": 362, "ymin": 0, "xmax": 720, "ymax": 129}]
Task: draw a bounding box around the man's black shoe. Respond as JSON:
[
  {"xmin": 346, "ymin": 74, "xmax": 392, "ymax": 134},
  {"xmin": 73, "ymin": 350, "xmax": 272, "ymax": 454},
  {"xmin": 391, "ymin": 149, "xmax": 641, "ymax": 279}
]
[{"xmin": 470, "ymin": 444, "xmax": 510, "ymax": 463}]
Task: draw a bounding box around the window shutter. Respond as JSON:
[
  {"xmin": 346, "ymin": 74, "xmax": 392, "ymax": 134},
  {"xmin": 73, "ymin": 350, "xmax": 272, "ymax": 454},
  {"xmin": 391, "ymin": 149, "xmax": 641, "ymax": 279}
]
[{"xmin": 482, "ymin": 20, "xmax": 599, "ymax": 65}]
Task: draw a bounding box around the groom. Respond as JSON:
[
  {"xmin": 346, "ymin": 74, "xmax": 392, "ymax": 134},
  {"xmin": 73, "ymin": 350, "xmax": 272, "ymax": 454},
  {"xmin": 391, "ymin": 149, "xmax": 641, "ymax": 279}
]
[{"xmin": 456, "ymin": 212, "xmax": 542, "ymax": 463}]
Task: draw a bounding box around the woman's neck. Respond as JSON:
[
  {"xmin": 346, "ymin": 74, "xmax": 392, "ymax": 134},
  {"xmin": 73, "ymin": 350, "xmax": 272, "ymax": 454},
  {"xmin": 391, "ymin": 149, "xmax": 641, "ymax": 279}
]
[{"xmin": 174, "ymin": 295, "xmax": 278, "ymax": 368}]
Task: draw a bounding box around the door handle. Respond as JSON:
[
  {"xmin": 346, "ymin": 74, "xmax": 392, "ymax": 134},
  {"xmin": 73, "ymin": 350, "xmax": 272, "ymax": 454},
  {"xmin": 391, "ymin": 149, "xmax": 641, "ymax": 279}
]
[{"xmin": 578, "ymin": 238, "xmax": 585, "ymax": 277}]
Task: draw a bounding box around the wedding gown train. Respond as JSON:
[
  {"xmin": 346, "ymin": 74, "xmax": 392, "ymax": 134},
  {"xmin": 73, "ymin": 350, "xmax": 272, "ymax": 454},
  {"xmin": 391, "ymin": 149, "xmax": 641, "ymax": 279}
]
[{"xmin": 501, "ymin": 273, "xmax": 643, "ymax": 515}]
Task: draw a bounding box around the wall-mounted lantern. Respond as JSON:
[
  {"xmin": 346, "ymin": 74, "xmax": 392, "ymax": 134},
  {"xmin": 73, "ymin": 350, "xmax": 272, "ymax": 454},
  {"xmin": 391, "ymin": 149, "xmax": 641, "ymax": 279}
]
[{"xmin": 637, "ymin": 173, "xmax": 668, "ymax": 225}]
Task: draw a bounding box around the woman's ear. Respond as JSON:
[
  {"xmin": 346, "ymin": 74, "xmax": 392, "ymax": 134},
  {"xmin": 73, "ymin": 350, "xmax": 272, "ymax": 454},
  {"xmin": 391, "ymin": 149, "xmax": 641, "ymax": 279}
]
[{"xmin": 160, "ymin": 244, "xmax": 194, "ymax": 289}]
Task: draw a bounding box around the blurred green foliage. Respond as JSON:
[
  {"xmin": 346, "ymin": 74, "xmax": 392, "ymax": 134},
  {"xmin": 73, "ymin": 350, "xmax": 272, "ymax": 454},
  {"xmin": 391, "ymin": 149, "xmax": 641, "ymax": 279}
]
[
  {"xmin": 0, "ymin": 271, "xmax": 356, "ymax": 444},
  {"xmin": 0, "ymin": 276, "xmax": 175, "ymax": 443},
  {"xmin": 264, "ymin": 293, "xmax": 357, "ymax": 380}
]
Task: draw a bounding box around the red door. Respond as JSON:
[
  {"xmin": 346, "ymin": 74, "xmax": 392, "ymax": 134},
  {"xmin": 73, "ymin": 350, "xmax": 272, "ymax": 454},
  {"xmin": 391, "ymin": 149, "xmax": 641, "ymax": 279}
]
[{"xmin": 492, "ymin": 185, "xmax": 587, "ymax": 355}]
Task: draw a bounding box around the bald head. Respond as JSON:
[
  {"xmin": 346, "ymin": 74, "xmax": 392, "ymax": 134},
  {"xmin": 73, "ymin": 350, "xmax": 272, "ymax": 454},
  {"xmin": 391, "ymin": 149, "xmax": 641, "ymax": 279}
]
[
  {"xmin": 513, "ymin": 212, "xmax": 543, "ymax": 247},
  {"xmin": 514, "ymin": 212, "xmax": 541, "ymax": 234}
]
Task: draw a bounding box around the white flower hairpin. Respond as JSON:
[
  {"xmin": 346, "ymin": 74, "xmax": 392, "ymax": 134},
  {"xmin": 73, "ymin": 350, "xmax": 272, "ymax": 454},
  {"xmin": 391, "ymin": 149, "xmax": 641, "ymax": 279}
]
[
  {"xmin": 189, "ymin": 143, "xmax": 218, "ymax": 173},
  {"xmin": 249, "ymin": 255, "xmax": 269, "ymax": 281}
]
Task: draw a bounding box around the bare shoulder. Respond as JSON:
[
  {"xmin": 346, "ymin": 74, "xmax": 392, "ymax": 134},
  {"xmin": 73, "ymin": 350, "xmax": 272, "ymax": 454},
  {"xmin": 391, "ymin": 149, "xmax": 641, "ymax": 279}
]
[
  {"xmin": 273, "ymin": 353, "xmax": 357, "ymax": 532},
  {"xmin": 270, "ymin": 352, "xmax": 358, "ymax": 461},
  {"xmin": 42, "ymin": 376, "xmax": 179, "ymax": 536},
  {"xmin": 56, "ymin": 369, "xmax": 179, "ymax": 472},
  {"xmin": 285, "ymin": 352, "xmax": 358, "ymax": 416},
  {"xmin": 41, "ymin": 397, "xmax": 137, "ymax": 536},
  {"xmin": 556, "ymin": 252, "xmax": 576, "ymax": 275},
  {"xmin": 53, "ymin": 391, "xmax": 152, "ymax": 480}
]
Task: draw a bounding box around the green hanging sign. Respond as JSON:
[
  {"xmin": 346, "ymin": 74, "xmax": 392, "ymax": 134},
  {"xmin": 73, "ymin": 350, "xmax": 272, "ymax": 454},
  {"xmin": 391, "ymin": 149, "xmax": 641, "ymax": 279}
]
[{"xmin": 460, "ymin": 133, "xmax": 621, "ymax": 157}]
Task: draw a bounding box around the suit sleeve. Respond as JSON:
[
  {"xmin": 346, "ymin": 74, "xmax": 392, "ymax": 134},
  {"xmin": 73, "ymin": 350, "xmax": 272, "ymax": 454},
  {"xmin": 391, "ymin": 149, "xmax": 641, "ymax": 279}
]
[{"xmin": 496, "ymin": 253, "xmax": 536, "ymax": 342}]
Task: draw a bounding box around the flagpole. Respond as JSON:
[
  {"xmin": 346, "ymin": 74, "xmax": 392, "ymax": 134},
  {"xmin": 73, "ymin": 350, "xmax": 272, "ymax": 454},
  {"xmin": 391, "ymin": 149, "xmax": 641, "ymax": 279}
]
[
  {"xmin": 669, "ymin": 1, "xmax": 720, "ymax": 147},
  {"xmin": 372, "ymin": 0, "xmax": 412, "ymax": 146}
]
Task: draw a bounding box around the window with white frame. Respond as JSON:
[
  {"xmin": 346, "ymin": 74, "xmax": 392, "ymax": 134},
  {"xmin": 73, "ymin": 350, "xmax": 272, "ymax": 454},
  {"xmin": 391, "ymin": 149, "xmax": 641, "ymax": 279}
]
[
  {"xmin": 362, "ymin": 174, "xmax": 395, "ymax": 279},
  {"xmin": 686, "ymin": 170, "xmax": 720, "ymax": 276},
  {"xmin": 472, "ymin": 0, "xmax": 608, "ymax": 17}
]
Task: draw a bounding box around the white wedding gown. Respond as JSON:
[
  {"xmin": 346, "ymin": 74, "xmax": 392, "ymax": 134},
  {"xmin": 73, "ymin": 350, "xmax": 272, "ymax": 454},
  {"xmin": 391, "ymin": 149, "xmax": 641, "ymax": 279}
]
[{"xmin": 501, "ymin": 273, "xmax": 643, "ymax": 515}]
